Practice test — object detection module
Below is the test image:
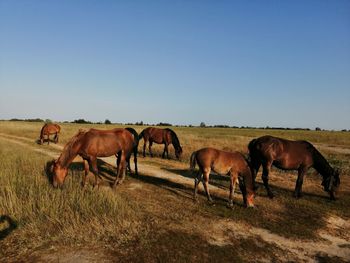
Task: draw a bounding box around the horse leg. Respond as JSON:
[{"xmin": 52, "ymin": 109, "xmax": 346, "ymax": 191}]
[
  {"xmin": 54, "ymin": 133, "xmax": 58, "ymax": 143},
  {"xmin": 143, "ymin": 139, "xmax": 147, "ymax": 157},
  {"xmin": 251, "ymin": 159, "xmax": 261, "ymax": 191},
  {"xmin": 90, "ymin": 158, "xmax": 101, "ymax": 188},
  {"xmin": 149, "ymin": 141, "xmax": 153, "ymax": 157},
  {"xmin": 126, "ymin": 157, "xmax": 131, "ymax": 174},
  {"xmin": 118, "ymin": 159, "xmax": 127, "ymax": 184},
  {"xmin": 47, "ymin": 134, "xmax": 50, "ymax": 145},
  {"xmin": 193, "ymin": 170, "xmax": 203, "ymax": 201},
  {"xmin": 294, "ymin": 167, "xmax": 306, "ymax": 198},
  {"xmin": 115, "ymin": 152, "xmax": 122, "ymax": 183},
  {"xmin": 262, "ymin": 161, "xmax": 274, "ymax": 198},
  {"xmin": 162, "ymin": 143, "xmax": 168, "ymax": 159},
  {"xmin": 238, "ymin": 176, "xmax": 247, "ymax": 205},
  {"xmin": 228, "ymin": 171, "xmax": 239, "ymax": 208},
  {"xmin": 113, "ymin": 151, "xmax": 126, "ymax": 187},
  {"xmin": 201, "ymin": 168, "xmax": 213, "ymax": 204},
  {"xmin": 81, "ymin": 159, "xmax": 89, "ymax": 187},
  {"xmin": 133, "ymin": 148, "xmax": 138, "ymax": 175}
]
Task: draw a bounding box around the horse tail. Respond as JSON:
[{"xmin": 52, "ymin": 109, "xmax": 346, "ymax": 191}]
[
  {"xmin": 247, "ymin": 138, "xmax": 257, "ymax": 153},
  {"xmin": 189, "ymin": 151, "xmax": 197, "ymax": 171},
  {"xmin": 138, "ymin": 129, "xmax": 145, "ymax": 140},
  {"xmin": 125, "ymin": 127, "xmax": 139, "ymax": 149}
]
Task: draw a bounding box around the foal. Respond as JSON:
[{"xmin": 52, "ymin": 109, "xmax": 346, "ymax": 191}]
[{"xmin": 190, "ymin": 147, "xmax": 255, "ymax": 207}]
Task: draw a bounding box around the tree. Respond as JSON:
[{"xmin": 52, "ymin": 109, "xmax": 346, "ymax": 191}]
[
  {"xmin": 315, "ymin": 127, "xmax": 321, "ymax": 131},
  {"xmin": 200, "ymin": 122, "xmax": 206, "ymax": 128},
  {"xmin": 105, "ymin": 119, "xmax": 111, "ymax": 124}
]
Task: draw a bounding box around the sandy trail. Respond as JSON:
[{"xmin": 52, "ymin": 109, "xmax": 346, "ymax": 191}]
[{"xmin": 0, "ymin": 133, "xmax": 349, "ymax": 262}]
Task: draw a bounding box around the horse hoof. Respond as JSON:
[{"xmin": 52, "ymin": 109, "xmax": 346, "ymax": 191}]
[
  {"xmin": 268, "ymin": 193, "xmax": 274, "ymax": 199},
  {"xmin": 247, "ymin": 204, "xmax": 256, "ymax": 209},
  {"xmin": 226, "ymin": 202, "xmax": 234, "ymax": 209}
]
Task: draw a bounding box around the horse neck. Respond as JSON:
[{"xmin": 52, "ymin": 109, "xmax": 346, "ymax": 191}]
[
  {"xmin": 241, "ymin": 165, "xmax": 255, "ymax": 195},
  {"xmin": 168, "ymin": 129, "xmax": 180, "ymax": 149},
  {"xmin": 40, "ymin": 125, "xmax": 46, "ymax": 138},
  {"xmin": 312, "ymin": 149, "xmax": 333, "ymax": 179},
  {"xmin": 57, "ymin": 143, "xmax": 79, "ymax": 168}
]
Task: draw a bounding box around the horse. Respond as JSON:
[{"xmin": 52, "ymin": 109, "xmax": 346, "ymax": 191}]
[
  {"xmin": 125, "ymin": 127, "xmax": 139, "ymax": 175},
  {"xmin": 39, "ymin": 123, "xmax": 61, "ymax": 145},
  {"xmin": 139, "ymin": 127, "xmax": 183, "ymax": 159},
  {"xmin": 47, "ymin": 128, "xmax": 134, "ymax": 188},
  {"xmin": 190, "ymin": 147, "xmax": 255, "ymax": 208},
  {"xmin": 248, "ymin": 135, "xmax": 340, "ymax": 200}
]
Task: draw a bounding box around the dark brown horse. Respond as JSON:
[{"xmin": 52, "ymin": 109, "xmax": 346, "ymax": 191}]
[
  {"xmin": 248, "ymin": 135, "xmax": 340, "ymax": 200},
  {"xmin": 48, "ymin": 128, "xmax": 134, "ymax": 188},
  {"xmin": 190, "ymin": 147, "xmax": 255, "ymax": 207},
  {"xmin": 139, "ymin": 127, "xmax": 183, "ymax": 159},
  {"xmin": 39, "ymin": 123, "xmax": 61, "ymax": 145}
]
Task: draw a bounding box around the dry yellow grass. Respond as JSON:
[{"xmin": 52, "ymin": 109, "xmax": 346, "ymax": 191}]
[{"xmin": 0, "ymin": 121, "xmax": 349, "ymax": 262}]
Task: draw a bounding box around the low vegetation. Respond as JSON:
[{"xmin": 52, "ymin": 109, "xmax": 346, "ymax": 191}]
[{"xmin": 0, "ymin": 121, "xmax": 349, "ymax": 262}]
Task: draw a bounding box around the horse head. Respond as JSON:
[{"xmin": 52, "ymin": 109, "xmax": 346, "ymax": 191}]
[
  {"xmin": 175, "ymin": 146, "xmax": 183, "ymax": 160},
  {"xmin": 46, "ymin": 159, "xmax": 68, "ymax": 188},
  {"xmin": 322, "ymin": 168, "xmax": 340, "ymax": 200}
]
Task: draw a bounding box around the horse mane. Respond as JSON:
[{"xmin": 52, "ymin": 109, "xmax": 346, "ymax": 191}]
[
  {"xmin": 40, "ymin": 124, "xmax": 48, "ymax": 138},
  {"xmin": 58, "ymin": 129, "xmax": 87, "ymax": 167},
  {"xmin": 165, "ymin": 128, "xmax": 182, "ymax": 151},
  {"xmin": 303, "ymin": 141, "xmax": 334, "ymax": 178}
]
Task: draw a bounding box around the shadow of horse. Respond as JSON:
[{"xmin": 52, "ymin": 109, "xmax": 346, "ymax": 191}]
[
  {"xmin": 0, "ymin": 215, "xmax": 18, "ymax": 240},
  {"xmin": 126, "ymin": 168, "xmax": 232, "ymax": 204},
  {"xmin": 162, "ymin": 168, "xmax": 233, "ymax": 191},
  {"xmin": 162, "ymin": 168, "xmax": 332, "ymax": 204}
]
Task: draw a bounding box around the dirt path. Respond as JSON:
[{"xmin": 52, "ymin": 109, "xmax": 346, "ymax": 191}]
[{"xmin": 1, "ymin": 133, "xmax": 350, "ymax": 262}]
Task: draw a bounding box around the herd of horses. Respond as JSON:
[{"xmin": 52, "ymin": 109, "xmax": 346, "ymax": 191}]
[{"xmin": 42, "ymin": 123, "xmax": 341, "ymax": 208}]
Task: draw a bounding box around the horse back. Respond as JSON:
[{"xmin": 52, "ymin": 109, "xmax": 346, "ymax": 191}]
[
  {"xmin": 148, "ymin": 127, "xmax": 165, "ymax": 143},
  {"xmin": 80, "ymin": 129, "xmax": 134, "ymax": 157},
  {"xmin": 196, "ymin": 147, "xmax": 248, "ymax": 175},
  {"xmin": 250, "ymin": 135, "xmax": 314, "ymax": 168}
]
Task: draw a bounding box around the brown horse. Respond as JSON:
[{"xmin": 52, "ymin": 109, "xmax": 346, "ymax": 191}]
[
  {"xmin": 248, "ymin": 135, "xmax": 340, "ymax": 200},
  {"xmin": 190, "ymin": 147, "xmax": 255, "ymax": 207},
  {"xmin": 39, "ymin": 123, "xmax": 61, "ymax": 145},
  {"xmin": 48, "ymin": 128, "xmax": 134, "ymax": 188},
  {"xmin": 139, "ymin": 127, "xmax": 183, "ymax": 159}
]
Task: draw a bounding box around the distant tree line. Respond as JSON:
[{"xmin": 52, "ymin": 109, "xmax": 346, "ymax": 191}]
[
  {"xmin": 9, "ymin": 118, "xmax": 44, "ymax": 122},
  {"xmin": 4, "ymin": 118, "xmax": 350, "ymax": 131}
]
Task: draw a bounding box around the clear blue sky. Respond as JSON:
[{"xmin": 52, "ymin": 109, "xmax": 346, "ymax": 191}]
[{"xmin": 1, "ymin": 0, "xmax": 349, "ymax": 130}]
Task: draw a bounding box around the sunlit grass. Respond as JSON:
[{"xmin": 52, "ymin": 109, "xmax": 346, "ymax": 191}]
[{"xmin": 0, "ymin": 139, "xmax": 142, "ymax": 258}]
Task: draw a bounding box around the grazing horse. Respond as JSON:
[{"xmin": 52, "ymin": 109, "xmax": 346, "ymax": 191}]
[
  {"xmin": 125, "ymin": 127, "xmax": 139, "ymax": 175},
  {"xmin": 139, "ymin": 127, "xmax": 183, "ymax": 159},
  {"xmin": 190, "ymin": 147, "xmax": 255, "ymax": 207},
  {"xmin": 248, "ymin": 135, "xmax": 340, "ymax": 200},
  {"xmin": 39, "ymin": 123, "xmax": 61, "ymax": 145},
  {"xmin": 48, "ymin": 128, "xmax": 134, "ymax": 188}
]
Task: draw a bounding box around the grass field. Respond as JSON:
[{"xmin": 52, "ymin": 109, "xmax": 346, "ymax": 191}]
[{"xmin": 0, "ymin": 121, "xmax": 349, "ymax": 262}]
